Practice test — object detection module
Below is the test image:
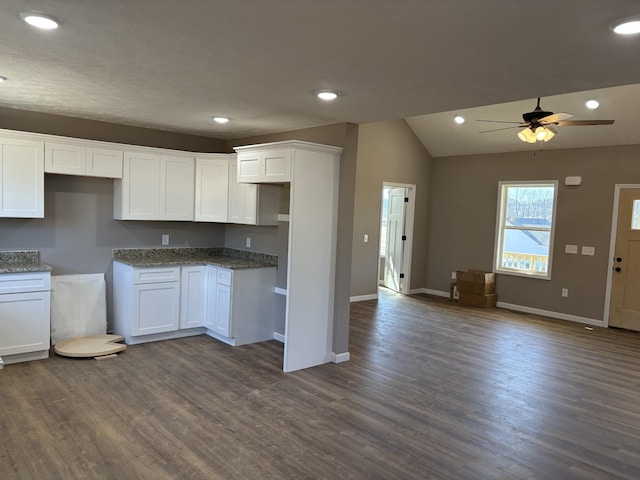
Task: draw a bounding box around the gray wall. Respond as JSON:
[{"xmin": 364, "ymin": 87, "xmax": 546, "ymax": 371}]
[
  {"xmin": 350, "ymin": 119, "xmax": 432, "ymax": 297},
  {"xmin": 426, "ymin": 144, "xmax": 640, "ymax": 320}
]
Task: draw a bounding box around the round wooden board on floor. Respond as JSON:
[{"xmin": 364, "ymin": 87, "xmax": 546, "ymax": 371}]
[{"xmin": 54, "ymin": 334, "xmax": 127, "ymax": 358}]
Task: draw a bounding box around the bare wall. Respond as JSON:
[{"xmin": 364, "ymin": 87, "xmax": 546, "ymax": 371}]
[
  {"xmin": 427, "ymin": 144, "xmax": 640, "ymax": 321},
  {"xmin": 351, "ymin": 119, "xmax": 432, "ymax": 297}
]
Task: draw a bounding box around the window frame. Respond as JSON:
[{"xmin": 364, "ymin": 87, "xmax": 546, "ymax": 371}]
[{"xmin": 493, "ymin": 180, "xmax": 559, "ymax": 280}]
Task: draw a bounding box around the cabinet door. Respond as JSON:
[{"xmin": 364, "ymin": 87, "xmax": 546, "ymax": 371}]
[
  {"xmin": 86, "ymin": 148, "xmax": 123, "ymax": 178},
  {"xmin": 195, "ymin": 157, "xmax": 228, "ymax": 222},
  {"xmin": 214, "ymin": 283, "xmax": 232, "ymax": 337},
  {"xmin": 0, "ymin": 138, "xmax": 44, "ymax": 218},
  {"xmin": 162, "ymin": 155, "xmax": 194, "ymax": 220},
  {"xmin": 0, "ymin": 291, "xmax": 50, "ymax": 356},
  {"xmin": 236, "ymin": 152, "xmax": 261, "ymax": 182},
  {"xmin": 180, "ymin": 266, "xmax": 206, "ymax": 329},
  {"xmin": 263, "ymin": 148, "xmax": 291, "ymax": 182},
  {"xmin": 45, "ymin": 142, "xmax": 86, "ymax": 175},
  {"xmin": 228, "ymin": 159, "xmax": 257, "ymax": 225},
  {"xmin": 132, "ymin": 282, "xmax": 180, "ymax": 335},
  {"xmin": 204, "ymin": 267, "xmax": 218, "ymax": 330},
  {"xmin": 118, "ymin": 152, "xmax": 161, "ymax": 219}
]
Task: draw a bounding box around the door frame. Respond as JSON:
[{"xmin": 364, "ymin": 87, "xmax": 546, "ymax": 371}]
[
  {"xmin": 377, "ymin": 182, "xmax": 416, "ymax": 295},
  {"xmin": 603, "ymin": 184, "xmax": 640, "ymax": 327}
]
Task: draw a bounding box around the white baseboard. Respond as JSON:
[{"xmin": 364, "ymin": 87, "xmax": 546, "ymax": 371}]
[
  {"xmin": 350, "ymin": 293, "xmax": 378, "ymax": 302},
  {"xmin": 410, "ymin": 288, "xmax": 449, "ymax": 297},
  {"xmin": 496, "ymin": 301, "xmax": 604, "ymax": 327},
  {"xmin": 273, "ymin": 332, "xmax": 285, "ymax": 343},
  {"xmin": 331, "ymin": 352, "xmax": 350, "ymax": 363}
]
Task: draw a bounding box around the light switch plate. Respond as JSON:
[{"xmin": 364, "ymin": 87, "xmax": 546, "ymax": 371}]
[
  {"xmin": 565, "ymin": 244, "xmax": 578, "ymax": 254},
  {"xmin": 581, "ymin": 246, "xmax": 595, "ymax": 256}
]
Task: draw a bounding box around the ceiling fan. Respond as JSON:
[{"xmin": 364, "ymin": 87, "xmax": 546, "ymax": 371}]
[{"xmin": 478, "ymin": 97, "xmax": 615, "ymax": 143}]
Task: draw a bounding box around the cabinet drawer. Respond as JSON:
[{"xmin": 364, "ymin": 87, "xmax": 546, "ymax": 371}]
[
  {"xmin": 0, "ymin": 272, "xmax": 51, "ymax": 294},
  {"xmin": 216, "ymin": 268, "xmax": 232, "ymax": 286},
  {"xmin": 133, "ymin": 267, "xmax": 180, "ymax": 284}
]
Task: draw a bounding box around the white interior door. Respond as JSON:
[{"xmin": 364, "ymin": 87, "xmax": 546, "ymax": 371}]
[
  {"xmin": 383, "ymin": 187, "xmax": 407, "ymax": 293},
  {"xmin": 609, "ymin": 188, "xmax": 640, "ymax": 330}
]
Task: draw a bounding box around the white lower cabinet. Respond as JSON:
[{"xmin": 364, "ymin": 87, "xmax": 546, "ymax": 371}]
[
  {"xmin": 0, "ymin": 272, "xmax": 51, "ymax": 364},
  {"xmin": 180, "ymin": 265, "xmax": 206, "ymax": 329},
  {"xmin": 205, "ymin": 265, "xmax": 276, "ymax": 346},
  {"xmin": 113, "ymin": 263, "xmax": 187, "ymax": 344},
  {"xmin": 113, "ymin": 261, "xmax": 275, "ymax": 346}
]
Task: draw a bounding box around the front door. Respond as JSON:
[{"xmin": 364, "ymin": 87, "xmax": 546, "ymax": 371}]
[
  {"xmin": 383, "ymin": 187, "xmax": 407, "ymax": 293},
  {"xmin": 609, "ymin": 188, "xmax": 640, "ymax": 330}
]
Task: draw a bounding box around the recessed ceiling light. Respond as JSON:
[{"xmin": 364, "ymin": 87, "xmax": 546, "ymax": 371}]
[
  {"xmin": 586, "ymin": 99, "xmax": 600, "ymax": 109},
  {"xmin": 0, "ymin": 76, "xmax": 7, "ymax": 83},
  {"xmin": 213, "ymin": 116, "xmax": 230, "ymax": 124},
  {"xmin": 611, "ymin": 16, "xmax": 640, "ymax": 35},
  {"xmin": 20, "ymin": 12, "xmax": 61, "ymax": 30},
  {"xmin": 454, "ymin": 115, "xmax": 465, "ymax": 124},
  {"xmin": 316, "ymin": 90, "xmax": 339, "ymax": 101}
]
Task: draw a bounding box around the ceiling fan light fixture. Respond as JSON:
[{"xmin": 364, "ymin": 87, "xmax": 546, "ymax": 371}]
[
  {"xmin": 586, "ymin": 99, "xmax": 600, "ymax": 109},
  {"xmin": 611, "ymin": 16, "xmax": 640, "ymax": 35},
  {"xmin": 534, "ymin": 126, "xmax": 550, "ymax": 142},
  {"xmin": 20, "ymin": 11, "xmax": 61, "ymax": 30},
  {"xmin": 542, "ymin": 127, "xmax": 556, "ymax": 142},
  {"xmin": 518, "ymin": 127, "xmax": 537, "ymax": 143}
]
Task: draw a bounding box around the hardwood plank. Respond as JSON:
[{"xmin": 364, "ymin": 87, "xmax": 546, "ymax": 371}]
[{"xmin": 2, "ymin": 289, "xmax": 640, "ymax": 478}]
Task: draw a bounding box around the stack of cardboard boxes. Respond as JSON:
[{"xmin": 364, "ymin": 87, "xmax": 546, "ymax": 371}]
[{"xmin": 454, "ymin": 270, "xmax": 497, "ymax": 308}]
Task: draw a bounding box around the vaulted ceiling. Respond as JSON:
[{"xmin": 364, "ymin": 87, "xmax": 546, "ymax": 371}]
[{"xmin": 1, "ymin": 1, "xmax": 639, "ymax": 156}]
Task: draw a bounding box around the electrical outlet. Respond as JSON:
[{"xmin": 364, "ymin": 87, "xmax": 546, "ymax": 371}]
[
  {"xmin": 562, "ymin": 288, "xmax": 569, "ymax": 297},
  {"xmin": 565, "ymin": 244, "xmax": 578, "ymax": 254},
  {"xmin": 581, "ymin": 246, "xmax": 595, "ymax": 256},
  {"xmin": 162, "ymin": 234, "xmax": 169, "ymax": 246},
  {"xmin": 246, "ymin": 236, "xmax": 252, "ymax": 248}
]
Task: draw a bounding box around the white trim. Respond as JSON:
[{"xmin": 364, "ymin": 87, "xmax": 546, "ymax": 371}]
[
  {"xmin": 274, "ymin": 287, "xmax": 287, "ymax": 296},
  {"xmin": 496, "ymin": 301, "xmax": 603, "ymax": 327},
  {"xmin": 603, "ymin": 184, "xmax": 640, "ymax": 327},
  {"xmin": 493, "ymin": 180, "xmax": 558, "ymax": 281},
  {"xmin": 350, "ymin": 293, "xmax": 378, "ymax": 302},
  {"xmin": 410, "ymin": 288, "xmax": 449, "ymax": 298},
  {"xmin": 331, "ymin": 352, "xmax": 350, "ymax": 363},
  {"xmin": 273, "ymin": 332, "xmax": 285, "ymax": 343}
]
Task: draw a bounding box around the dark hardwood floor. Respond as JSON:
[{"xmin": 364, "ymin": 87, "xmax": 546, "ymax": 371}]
[{"xmin": 2, "ymin": 289, "xmax": 640, "ymax": 479}]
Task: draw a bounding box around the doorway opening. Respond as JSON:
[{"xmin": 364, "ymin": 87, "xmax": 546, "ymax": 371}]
[
  {"xmin": 378, "ymin": 183, "xmax": 416, "ymax": 295},
  {"xmin": 605, "ymin": 185, "xmax": 640, "ymax": 331}
]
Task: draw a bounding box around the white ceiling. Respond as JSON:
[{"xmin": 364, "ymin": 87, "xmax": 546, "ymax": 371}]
[{"xmin": 1, "ymin": 1, "xmax": 639, "ymax": 155}]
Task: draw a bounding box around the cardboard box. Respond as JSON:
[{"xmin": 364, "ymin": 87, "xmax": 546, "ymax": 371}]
[
  {"xmin": 456, "ymin": 270, "xmax": 496, "ymax": 295},
  {"xmin": 459, "ymin": 292, "xmax": 497, "ymax": 308},
  {"xmin": 449, "ymin": 281, "xmax": 459, "ymax": 302}
]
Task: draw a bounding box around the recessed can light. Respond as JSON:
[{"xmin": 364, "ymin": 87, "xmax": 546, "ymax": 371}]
[
  {"xmin": 316, "ymin": 90, "xmax": 339, "ymax": 101},
  {"xmin": 213, "ymin": 116, "xmax": 230, "ymax": 124},
  {"xmin": 20, "ymin": 12, "xmax": 61, "ymax": 30},
  {"xmin": 0, "ymin": 76, "xmax": 7, "ymax": 83},
  {"xmin": 611, "ymin": 16, "xmax": 640, "ymax": 35},
  {"xmin": 586, "ymin": 99, "xmax": 600, "ymax": 110},
  {"xmin": 454, "ymin": 115, "xmax": 465, "ymax": 124}
]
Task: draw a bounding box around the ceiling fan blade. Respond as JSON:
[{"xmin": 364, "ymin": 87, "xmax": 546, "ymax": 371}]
[
  {"xmin": 479, "ymin": 126, "xmax": 521, "ymax": 133},
  {"xmin": 539, "ymin": 112, "xmax": 573, "ymax": 124},
  {"xmin": 555, "ymin": 119, "xmax": 615, "ymax": 126},
  {"xmin": 477, "ymin": 119, "xmax": 523, "ymax": 124}
]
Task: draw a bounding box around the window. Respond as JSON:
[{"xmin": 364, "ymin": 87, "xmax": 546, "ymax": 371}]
[
  {"xmin": 494, "ymin": 181, "xmax": 558, "ymax": 279},
  {"xmin": 632, "ymin": 200, "xmax": 640, "ymax": 230}
]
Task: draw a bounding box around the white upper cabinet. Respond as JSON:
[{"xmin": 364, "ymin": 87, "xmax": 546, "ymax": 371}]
[
  {"xmin": 45, "ymin": 142, "xmax": 123, "ymax": 178},
  {"xmin": 0, "ymin": 137, "xmax": 44, "ymax": 218},
  {"xmin": 194, "ymin": 155, "xmax": 229, "ymax": 222},
  {"xmin": 236, "ymin": 147, "xmax": 291, "ymax": 183},
  {"xmin": 114, "ymin": 152, "xmax": 195, "ymax": 220},
  {"xmin": 228, "ymin": 158, "xmax": 279, "ymax": 225}
]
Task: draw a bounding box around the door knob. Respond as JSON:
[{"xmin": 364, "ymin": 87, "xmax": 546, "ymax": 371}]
[{"xmin": 615, "ymin": 267, "xmax": 622, "ymax": 272}]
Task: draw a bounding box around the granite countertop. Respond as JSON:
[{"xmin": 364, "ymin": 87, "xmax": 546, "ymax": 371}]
[
  {"xmin": 0, "ymin": 250, "xmax": 53, "ymax": 274},
  {"xmin": 112, "ymin": 247, "xmax": 277, "ymax": 270}
]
